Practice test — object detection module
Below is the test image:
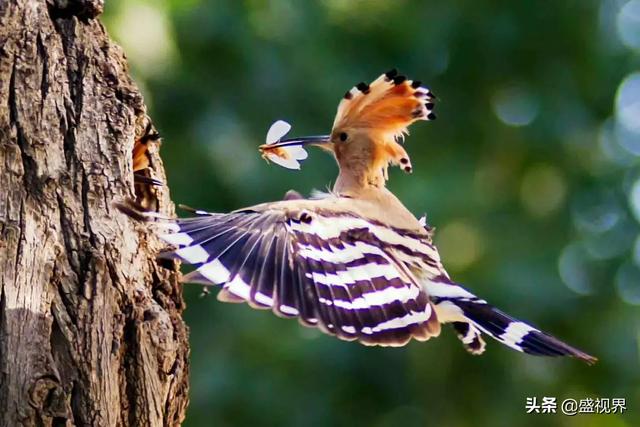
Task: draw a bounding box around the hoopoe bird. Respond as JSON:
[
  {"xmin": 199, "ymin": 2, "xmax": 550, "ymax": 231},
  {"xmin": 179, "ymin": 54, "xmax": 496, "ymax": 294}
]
[
  {"xmin": 132, "ymin": 121, "xmax": 163, "ymax": 186},
  {"xmin": 119, "ymin": 69, "xmax": 596, "ymax": 364}
]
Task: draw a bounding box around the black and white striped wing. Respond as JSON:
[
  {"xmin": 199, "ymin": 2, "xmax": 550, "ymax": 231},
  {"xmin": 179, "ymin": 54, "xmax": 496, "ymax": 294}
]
[{"xmin": 158, "ymin": 208, "xmax": 440, "ymax": 346}]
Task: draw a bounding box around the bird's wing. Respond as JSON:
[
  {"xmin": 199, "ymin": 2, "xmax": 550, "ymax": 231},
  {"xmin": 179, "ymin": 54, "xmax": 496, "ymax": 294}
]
[{"xmin": 153, "ymin": 205, "xmax": 441, "ymax": 346}]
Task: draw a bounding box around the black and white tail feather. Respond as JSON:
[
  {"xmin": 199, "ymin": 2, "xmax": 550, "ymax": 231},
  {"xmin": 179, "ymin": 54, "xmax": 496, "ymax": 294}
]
[
  {"xmin": 117, "ymin": 200, "xmax": 596, "ymax": 364},
  {"xmin": 424, "ymin": 278, "xmax": 596, "ymax": 363}
]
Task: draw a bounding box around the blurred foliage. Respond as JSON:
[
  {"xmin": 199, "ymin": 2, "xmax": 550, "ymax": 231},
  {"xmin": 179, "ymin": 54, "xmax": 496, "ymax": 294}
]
[{"xmin": 103, "ymin": 1, "xmax": 639, "ymax": 426}]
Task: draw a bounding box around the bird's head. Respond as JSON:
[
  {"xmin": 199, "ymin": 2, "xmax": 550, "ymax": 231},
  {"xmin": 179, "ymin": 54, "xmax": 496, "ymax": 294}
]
[{"xmin": 260, "ymin": 69, "xmax": 436, "ymax": 188}]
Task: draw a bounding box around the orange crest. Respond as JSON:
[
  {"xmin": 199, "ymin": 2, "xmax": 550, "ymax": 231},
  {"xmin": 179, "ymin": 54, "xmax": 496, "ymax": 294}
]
[{"xmin": 333, "ymin": 69, "xmax": 435, "ymax": 141}]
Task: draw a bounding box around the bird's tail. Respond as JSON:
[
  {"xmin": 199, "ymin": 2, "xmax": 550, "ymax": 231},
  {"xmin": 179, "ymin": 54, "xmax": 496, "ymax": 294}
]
[{"xmin": 425, "ymin": 279, "xmax": 597, "ymax": 364}]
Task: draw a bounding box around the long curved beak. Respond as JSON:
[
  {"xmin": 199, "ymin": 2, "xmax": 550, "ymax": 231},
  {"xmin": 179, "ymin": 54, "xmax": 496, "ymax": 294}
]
[{"xmin": 264, "ymin": 135, "xmax": 331, "ymax": 148}]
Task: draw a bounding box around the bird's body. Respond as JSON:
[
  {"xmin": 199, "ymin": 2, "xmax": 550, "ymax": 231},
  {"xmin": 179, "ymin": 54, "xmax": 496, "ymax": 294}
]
[
  {"xmin": 250, "ymin": 188, "xmax": 424, "ymax": 232},
  {"xmin": 120, "ymin": 70, "xmax": 596, "ymax": 363}
]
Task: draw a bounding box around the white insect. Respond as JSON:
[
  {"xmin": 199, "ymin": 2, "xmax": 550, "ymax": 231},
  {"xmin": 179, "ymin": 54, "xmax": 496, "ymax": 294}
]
[{"xmin": 261, "ymin": 120, "xmax": 309, "ymax": 170}]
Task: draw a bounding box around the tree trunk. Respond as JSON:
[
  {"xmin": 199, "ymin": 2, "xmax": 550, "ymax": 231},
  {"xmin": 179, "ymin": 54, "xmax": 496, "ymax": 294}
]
[{"xmin": 0, "ymin": 1, "xmax": 189, "ymax": 425}]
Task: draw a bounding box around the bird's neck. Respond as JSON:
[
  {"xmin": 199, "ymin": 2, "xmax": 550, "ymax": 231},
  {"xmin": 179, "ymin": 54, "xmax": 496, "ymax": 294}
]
[{"xmin": 333, "ymin": 164, "xmax": 386, "ymax": 195}]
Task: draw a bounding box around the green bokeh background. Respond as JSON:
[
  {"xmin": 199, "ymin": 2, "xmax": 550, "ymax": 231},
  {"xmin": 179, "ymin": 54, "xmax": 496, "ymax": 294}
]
[{"xmin": 104, "ymin": 1, "xmax": 639, "ymax": 426}]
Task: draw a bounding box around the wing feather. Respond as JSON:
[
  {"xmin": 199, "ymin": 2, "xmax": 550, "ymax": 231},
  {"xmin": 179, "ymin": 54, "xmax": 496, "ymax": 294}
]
[{"xmin": 155, "ymin": 207, "xmax": 439, "ymax": 346}]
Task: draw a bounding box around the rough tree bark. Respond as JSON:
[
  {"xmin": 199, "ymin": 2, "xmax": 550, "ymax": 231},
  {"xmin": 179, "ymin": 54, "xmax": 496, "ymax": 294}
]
[{"xmin": 0, "ymin": 1, "xmax": 189, "ymax": 425}]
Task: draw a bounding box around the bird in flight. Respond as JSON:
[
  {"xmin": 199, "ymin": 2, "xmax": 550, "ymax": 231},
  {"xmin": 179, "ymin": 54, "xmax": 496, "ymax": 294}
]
[{"xmin": 120, "ymin": 69, "xmax": 596, "ymax": 364}]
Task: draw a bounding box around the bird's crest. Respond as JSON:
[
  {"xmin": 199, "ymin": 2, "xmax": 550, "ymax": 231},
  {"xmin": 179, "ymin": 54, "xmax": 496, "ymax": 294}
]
[{"xmin": 334, "ymin": 68, "xmax": 436, "ymax": 141}]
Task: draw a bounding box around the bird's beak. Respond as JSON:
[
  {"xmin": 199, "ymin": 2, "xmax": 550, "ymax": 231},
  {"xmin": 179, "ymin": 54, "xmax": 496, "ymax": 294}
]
[{"xmin": 262, "ymin": 135, "xmax": 331, "ymax": 149}]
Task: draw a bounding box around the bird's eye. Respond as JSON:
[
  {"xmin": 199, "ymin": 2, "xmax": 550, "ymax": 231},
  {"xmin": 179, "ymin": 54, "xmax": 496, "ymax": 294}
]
[{"xmin": 339, "ymin": 132, "xmax": 348, "ymax": 142}]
